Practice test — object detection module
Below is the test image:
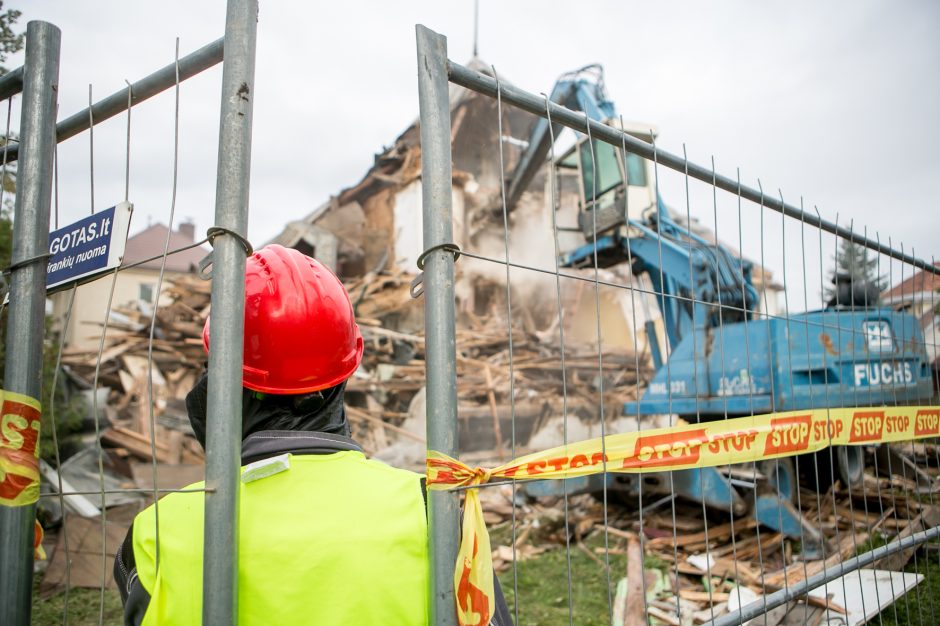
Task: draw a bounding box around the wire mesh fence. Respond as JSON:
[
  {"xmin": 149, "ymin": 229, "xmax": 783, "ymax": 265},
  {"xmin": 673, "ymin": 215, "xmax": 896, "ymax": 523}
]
[
  {"xmin": 0, "ymin": 2, "xmax": 255, "ymax": 624},
  {"xmin": 4, "ymin": 12, "xmax": 939, "ymax": 626},
  {"xmin": 417, "ymin": 25, "xmax": 940, "ymax": 626}
]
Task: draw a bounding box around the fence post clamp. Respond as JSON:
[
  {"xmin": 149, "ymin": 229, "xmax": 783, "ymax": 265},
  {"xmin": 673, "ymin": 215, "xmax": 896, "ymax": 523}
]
[
  {"xmin": 198, "ymin": 226, "xmax": 254, "ymax": 280},
  {"xmin": 410, "ymin": 242, "xmax": 460, "ymax": 299}
]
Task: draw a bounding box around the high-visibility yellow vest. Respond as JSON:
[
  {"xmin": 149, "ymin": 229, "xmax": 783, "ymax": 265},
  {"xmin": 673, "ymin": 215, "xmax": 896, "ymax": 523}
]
[{"xmin": 131, "ymin": 450, "xmax": 429, "ymax": 625}]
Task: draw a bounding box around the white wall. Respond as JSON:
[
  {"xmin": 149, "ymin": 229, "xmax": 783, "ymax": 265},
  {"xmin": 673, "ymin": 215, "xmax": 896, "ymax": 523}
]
[
  {"xmin": 51, "ymin": 268, "xmax": 190, "ymax": 350},
  {"xmin": 392, "ymin": 179, "xmax": 465, "ymax": 270}
]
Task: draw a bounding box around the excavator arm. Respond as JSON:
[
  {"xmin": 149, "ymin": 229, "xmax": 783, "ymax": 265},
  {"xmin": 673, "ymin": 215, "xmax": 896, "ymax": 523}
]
[
  {"xmin": 505, "ymin": 64, "xmax": 616, "ymax": 211},
  {"xmin": 508, "ymin": 64, "xmax": 758, "ymax": 349}
]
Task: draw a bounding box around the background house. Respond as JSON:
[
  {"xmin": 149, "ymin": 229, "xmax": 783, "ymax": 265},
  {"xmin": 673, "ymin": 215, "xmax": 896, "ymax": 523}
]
[
  {"xmin": 882, "ymin": 262, "xmax": 940, "ymax": 373},
  {"xmin": 51, "ymin": 220, "xmax": 209, "ymax": 350}
]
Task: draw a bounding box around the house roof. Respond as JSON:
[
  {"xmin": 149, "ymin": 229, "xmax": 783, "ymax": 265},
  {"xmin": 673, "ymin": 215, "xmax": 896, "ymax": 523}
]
[
  {"xmin": 881, "ymin": 262, "xmax": 940, "ymax": 302},
  {"xmin": 123, "ymin": 223, "xmax": 210, "ymax": 273}
]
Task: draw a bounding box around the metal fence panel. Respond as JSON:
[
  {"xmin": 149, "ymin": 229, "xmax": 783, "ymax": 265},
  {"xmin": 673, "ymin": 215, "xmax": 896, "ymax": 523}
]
[
  {"xmin": 0, "ymin": 20, "xmax": 60, "ymax": 626},
  {"xmin": 417, "ymin": 24, "xmax": 940, "ymax": 626},
  {"xmin": 0, "ymin": 4, "xmax": 254, "ymax": 623}
]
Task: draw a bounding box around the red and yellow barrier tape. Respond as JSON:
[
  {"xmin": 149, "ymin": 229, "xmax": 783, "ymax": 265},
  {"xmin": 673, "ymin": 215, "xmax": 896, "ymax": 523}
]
[
  {"xmin": 0, "ymin": 390, "xmax": 45, "ymax": 560},
  {"xmin": 0, "ymin": 389, "xmax": 43, "ymax": 507},
  {"xmin": 427, "ymin": 405, "xmax": 940, "ymax": 626}
]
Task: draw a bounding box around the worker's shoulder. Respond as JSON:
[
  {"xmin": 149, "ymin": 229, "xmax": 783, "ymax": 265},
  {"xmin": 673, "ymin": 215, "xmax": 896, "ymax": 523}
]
[
  {"xmin": 134, "ymin": 479, "xmax": 207, "ymax": 527},
  {"xmin": 330, "ymin": 450, "xmax": 424, "ymax": 482}
]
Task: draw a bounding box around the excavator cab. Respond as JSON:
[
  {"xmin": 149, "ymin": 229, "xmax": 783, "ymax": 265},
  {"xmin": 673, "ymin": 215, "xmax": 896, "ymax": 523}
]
[{"xmin": 553, "ymin": 126, "xmax": 661, "ymax": 272}]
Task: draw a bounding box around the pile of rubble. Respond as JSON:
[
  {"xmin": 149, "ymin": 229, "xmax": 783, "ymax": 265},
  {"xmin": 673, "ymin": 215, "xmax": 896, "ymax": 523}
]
[
  {"xmin": 60, "ymin": 275, "xmax": 210, "ymax": 466},
  {"xmin": 53, "ymin": 268, "xmax": 652, "ymax": 470},
  {"xmin": 479, "ymin": 446, "xmax": 940, "ymax": 625},
  {"xmin": 334, "ymin": 268, "xmax": 652, "ymax": 463}
]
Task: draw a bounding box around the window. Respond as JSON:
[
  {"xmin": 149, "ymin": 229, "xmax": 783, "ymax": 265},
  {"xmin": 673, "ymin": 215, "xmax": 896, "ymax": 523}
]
[
  {"xmin": 579, "ymin": 140, "xmax": 622, "ymax": 202},
  {"xmin": 625, "ymin": 153, "xmax": 647, "ymax": 187},
  {"xmin": 139, "ymin": 283, "xmax": 155, "ymax": 303},
  {"xmin": 294, "ymin": 240, "xmax": 316, "ymax": 258},
  {"xmin": 578, "ymin": 140, "xmax": 648, "ymax": 207}
]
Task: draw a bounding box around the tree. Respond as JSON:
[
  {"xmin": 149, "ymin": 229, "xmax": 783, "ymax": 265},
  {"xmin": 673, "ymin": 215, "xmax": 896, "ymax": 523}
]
[
  {"xmin": 0, "ymin": 0, "xmax": 21, "ymax": 234},
  {"xmin": 0, "ymin": 2, "xmax": 22, "ymax": 189},
  {"xmin": 826, "ymin": 238, "xmax": 886, "ymax": 307},
  {"xmin": 0, "ymin": 2, "xmax": 24, "ymax": 76},
  {"xmin": 834, "ymin": 239, "xmax": 885, "ymax": 289}
]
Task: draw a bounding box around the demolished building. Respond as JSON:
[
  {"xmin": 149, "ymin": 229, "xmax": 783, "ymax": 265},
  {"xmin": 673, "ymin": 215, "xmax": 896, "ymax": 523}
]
[{"xmin": 266, "ymin": 60, "xmax": 784, "ymax": 461}]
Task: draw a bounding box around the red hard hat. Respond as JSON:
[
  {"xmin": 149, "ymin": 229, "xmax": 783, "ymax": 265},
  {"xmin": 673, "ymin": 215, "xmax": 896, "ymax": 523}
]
[{"xmin": 203, "ymin": 244, "xmax": 363, "ymax": 394}]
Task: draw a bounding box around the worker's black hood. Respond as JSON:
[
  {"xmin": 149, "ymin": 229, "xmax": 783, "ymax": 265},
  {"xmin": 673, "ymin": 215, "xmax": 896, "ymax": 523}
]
[{"xmin": 185, "ymin": 371, "xmax": 351, "ymax": 449}]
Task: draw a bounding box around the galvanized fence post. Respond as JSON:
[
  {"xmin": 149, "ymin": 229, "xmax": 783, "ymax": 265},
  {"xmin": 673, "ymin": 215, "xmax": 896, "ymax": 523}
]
[
  {"xmin": 0, "ymin": 20, "xmax": 60, "ymax": 626},
  {"xmin": 202, "ymin": 0, "xmax": 257, "ymax": 623},
  {"xmin": 416, "ymin": 24, "xmax": 460, "ymax": 626}
]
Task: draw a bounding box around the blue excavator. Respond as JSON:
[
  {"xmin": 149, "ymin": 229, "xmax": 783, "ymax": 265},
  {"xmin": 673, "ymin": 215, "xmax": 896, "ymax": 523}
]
[{"xmin": 511, "ymin": 65, "xmax": 934, "ymax": 558}]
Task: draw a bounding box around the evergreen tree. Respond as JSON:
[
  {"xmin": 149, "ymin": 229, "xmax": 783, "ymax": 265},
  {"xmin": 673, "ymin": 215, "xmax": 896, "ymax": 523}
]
[{"xmin": 826, "ymin": 238, "xmax": 886, "ymax": 304}]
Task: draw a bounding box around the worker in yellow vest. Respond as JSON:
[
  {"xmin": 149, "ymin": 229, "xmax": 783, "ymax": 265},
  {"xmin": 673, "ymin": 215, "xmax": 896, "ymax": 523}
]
[{"xmin": 114, "ymin": 244, "xmax": 512, "ymax": 625}]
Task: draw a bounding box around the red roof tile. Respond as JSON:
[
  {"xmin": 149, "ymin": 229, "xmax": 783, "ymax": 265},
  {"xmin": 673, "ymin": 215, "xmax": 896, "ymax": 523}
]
[{"xmin": 882, "ymin": 262, "xmax": 940, "ymax": 301}]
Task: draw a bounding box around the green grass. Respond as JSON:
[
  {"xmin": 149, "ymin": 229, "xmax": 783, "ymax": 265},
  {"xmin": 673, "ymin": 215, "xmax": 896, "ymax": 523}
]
[
  {"xmin": 32, "ymin": 575, "xmax": 123, "ymax": 626},
  {"xmin": 494, "ymin": 526, "xmax": 636, "ymax": 626},
  {"xmin": 496, "ymin": 524, "xmax": 940, "ymax": 625},
  {"xmin": 856, "ymin": 531, "xmax": 891, "ymax": 556},
  {"xmin": 854, "ymin": 535, "xmax": 940, "ymax": 625},
  {"xmin": 498, "ymin": 546, "xmax": 615, "ymax": 625},
  {"xmin": 877, "ymin": 550, "xmax": 940, "ymax": 626}
]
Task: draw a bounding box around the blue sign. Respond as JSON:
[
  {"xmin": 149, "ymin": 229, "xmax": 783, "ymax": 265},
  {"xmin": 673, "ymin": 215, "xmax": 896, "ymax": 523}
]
[{"xmin": 46, "ymin": 202, "xmax": 133, "ymax": 292}]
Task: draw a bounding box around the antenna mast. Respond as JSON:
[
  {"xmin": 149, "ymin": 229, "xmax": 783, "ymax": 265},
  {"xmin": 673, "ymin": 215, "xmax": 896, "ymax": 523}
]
[{"xmin": 473, "ymin": 0, "xmax": 479, "ymax": 57}]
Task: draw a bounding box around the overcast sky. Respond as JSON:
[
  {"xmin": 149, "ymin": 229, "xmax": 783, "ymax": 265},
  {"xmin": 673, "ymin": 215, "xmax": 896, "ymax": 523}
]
[{"xmin": 12, "ymin": 1, "xmax": 940, "ymax": 311}]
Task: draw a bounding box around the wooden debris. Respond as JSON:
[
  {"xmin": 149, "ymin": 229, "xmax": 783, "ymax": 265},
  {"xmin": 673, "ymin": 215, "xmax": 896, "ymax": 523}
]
[
  {"xmin": 874, "ymin": 506, "xmax": 940, "ymax": 571},
  {"xmin": 763, "ymin": 532, "xmax": 869, "ymax": 589},
  {"xmin": 679, "ymin": 590, "xmax": 730, "ymax": 603},
  {"xmin": 646, "ymin": 604, "xmax": 681, "ymax": 626},
  {"xmin": 39, "ymin": 505, "xmax": 140, "ymax": 593},
  {"xmin": 344, "ymin": 270, "xmax": 652, "ymax": 454},
  {"xmin": 61, "ymin": 275, "xmax": 211, "ymax": 467},
  {"xmin": 623, "ymin": 533, "xmax": 646, "ymax": 624},
  {"xmin": 101, "ymin": 426, "xmax": 202, "ymax": 465}
]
